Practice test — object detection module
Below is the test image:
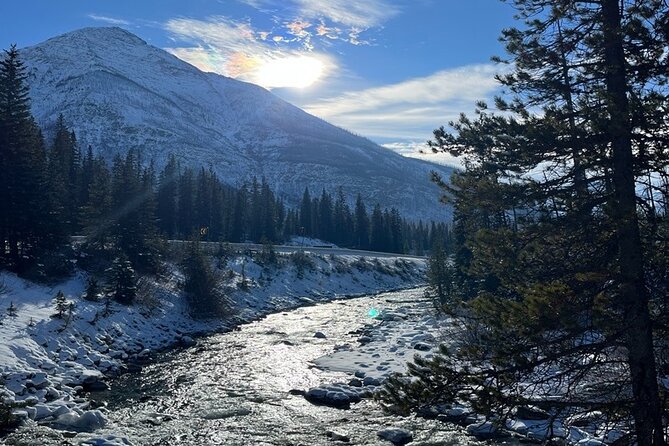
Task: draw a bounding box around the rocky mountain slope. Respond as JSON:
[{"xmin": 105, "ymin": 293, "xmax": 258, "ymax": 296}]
[{"xmin": 20, "ymin": 27, "xmax": 452, "ymax": 221}]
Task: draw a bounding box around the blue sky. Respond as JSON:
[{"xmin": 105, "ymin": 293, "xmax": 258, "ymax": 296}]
[{"xmin": 0, "ymin": 0, "xmax": 517, "ymax": 164}]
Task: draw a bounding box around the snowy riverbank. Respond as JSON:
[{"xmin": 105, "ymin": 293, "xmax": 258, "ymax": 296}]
[
  {"xmin": 0, "ymin": 252, "xmax": 425, "ymax": 439},
  {"xmin": 305, "ymin": 293, "xmax": 621, "ymax": 446}
]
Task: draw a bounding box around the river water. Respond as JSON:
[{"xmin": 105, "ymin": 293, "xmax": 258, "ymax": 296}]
[{"xmin": 5, "ymin": 288, "xmax": 515, "ymax": 445}]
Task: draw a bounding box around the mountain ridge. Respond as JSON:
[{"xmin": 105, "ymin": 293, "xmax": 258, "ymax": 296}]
[{"xmin": 19, "ymin": 26, "xmax": 452, "ymax": 221}]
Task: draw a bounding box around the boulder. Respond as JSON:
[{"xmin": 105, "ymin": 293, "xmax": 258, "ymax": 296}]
[
  {"xmin": 81, "ymin": 370, "xmax": 109, "ymax": 392},
  {"xmin": 516, "ymin": 405, "xmax": 551, "ymax": 420},
  {"xmin": 326, "ymin": 430, "xmax": 351, "ymax": 442},
  {"xmin": 313, "ymin": 332, "xmax": 327, "ymax": 339},
  {"xmin": 377, "ymin": 428, "xmax": 413, "ymax": 445},
  {"xmin": 79, "ymin": 435, "xmax": 133, "ymax": 446},
  {"xmin": 466, "ymin": 421, "xmax": 505, "ymax": 439},
  {"xmin": 27, "ymin": 373, "xmax": 51, "ymax": 389},
  {"xmin": 304, "ymin": 386, "xmax": 361, "ymax": 409},
  {"xmin": 33, "ymin": 404, "xmax": 53, "ymax": 420},
  {"xmin": 412, "ymin": 342, "xmax": 431, "ymax": 351},
  {"xmin": 179, "ymin": 336, "xmax": 196, "ymax": 347},
  {"xmin": 362, "ymin": 377, "xmax": 381, "ymax": 387},
  {"xmin": 358, "ymin": 336, "xmax": 372, "ymax": 344},
  {"xmin": 53, "ymin": 409, "xmax": 108, "ymax": 431}
]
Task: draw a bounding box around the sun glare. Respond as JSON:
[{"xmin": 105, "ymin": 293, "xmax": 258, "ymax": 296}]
[{"xmin": 256, "ymin": 55, "xmax": 325, "ymax": 89}]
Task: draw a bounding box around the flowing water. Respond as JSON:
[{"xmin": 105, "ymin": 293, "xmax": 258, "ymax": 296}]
[{"xmin": 5, "ymin": 288, "xmax": 519, "ymax": 445}]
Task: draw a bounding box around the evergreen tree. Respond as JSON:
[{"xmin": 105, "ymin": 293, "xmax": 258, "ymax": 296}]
[
  {"xmin": 6, "ymin": 301, "xmax": 17, "ymax": 317},
  {"xmin": 318, "ymin": 189, "xmax": 333, "ymax": 242},
  {"xmin": 426, "ymin": 240, "xmax": 452, "ymax": 309},
  {"xmin": 0, "ymin": 45, "xmax": 60, "ymax": 271},
  {"xmin": 229, "ymin": 185, "xmax": 246, "ymax": 242},
  {"xmin": 80, "ymin": 154, "xmax": 112, "ymax": 247},
  {"xmin": 156, "ymin": 154, "xmax": 179, "ymax": 238},
  {"xmin": 47, "ymin": 115, "xmax": 81, "ymax": 234},
  {"xmin": 84, "ymin": 277, "xmax": 100, "ymax": 302},
  {"xmin": 369, "ymin": 204, "xmax": 386, "ymax": 251},
  {"xmin": 182, "ymin": 241, "xmax": 226, "ymax": 317},
  {"xmin": 53, "ymin": 291, "xmax": 67, "ymax": 319},
  {"xmin": 177, "ymin": 167, "xmax": 195, "ymax": 237},
  {"xmin": 109, "ymin": 255, "xmax": 136, "ymax": 305},
  {"xmin": 384, "ymin": 2, "xmax": 669, "ymax": 444},
  {"xmin": 354, "ymin": 194, "xmax": 369, "ymax": 249},
  {"xmin": 299, "ymin": 187, "xmax": 312, "ymax": 236}
]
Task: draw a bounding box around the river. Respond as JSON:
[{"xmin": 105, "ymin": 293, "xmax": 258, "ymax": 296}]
[{"xmin": 4, "ymin": 288, "xmax": 514, "ymax": 445}]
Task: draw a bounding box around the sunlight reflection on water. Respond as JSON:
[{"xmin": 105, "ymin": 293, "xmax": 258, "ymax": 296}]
[{"xmin": 5, "ymin": 289, "xmax": 515, "ymax": 445}]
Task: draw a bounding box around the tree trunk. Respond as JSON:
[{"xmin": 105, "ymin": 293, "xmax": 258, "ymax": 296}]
[{"xmin": 600, "ymin": 1, "xmax": 665, "ymax": 444}]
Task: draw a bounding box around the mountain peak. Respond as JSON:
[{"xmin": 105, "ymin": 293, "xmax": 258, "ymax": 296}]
[
  {"xmin": 19, "ymin": 28, "xmax": 452, "ymax": 221},
  {"xmin": 50, "ymin": 26, "xmax": 146, "ymax": 46}
]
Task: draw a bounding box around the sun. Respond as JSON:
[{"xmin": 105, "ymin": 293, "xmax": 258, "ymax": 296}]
[{"xmin": 255, "ymin": 55, "xmax": 325, "ymax": 89}]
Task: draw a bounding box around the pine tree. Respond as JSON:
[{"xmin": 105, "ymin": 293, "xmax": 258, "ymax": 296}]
[
  {"xmin": 177, "ymin": 167, "xmax": 195, "ymax": 237},
  {"xmin": 354, "ymin": 194, "xmax": 369, "ymax": 249},
  {"xmin": 369, "ymin": 204, "xmax": 386, "ymax": 252},
  {"xmin": 53, "ymin": 291, "xmax": 67, "ymax": 319},
  {"xmin": 84, "ymin": 277, "xmax": 100, "ymax": 302},
  {"xmin": 109, "ymin": 256, "xmax": 136, "ymax": 305},
  {"xmin": 80, "ymin": 154, "xmax": 112, "ymax": 248},
  {"xmin": 393, "ymin": 2, "xmax": 669, "ymax": 444},
  {"xmin": 156, "ymin": 154, "xmax": 179, "ymax": 238},
  {"xmin": 318, "ymin": 189, "xmax": 333, "ymax": 242},
  {"xmin": 47, "ymin": 115, "xmax": 81, "ymax": 234},
  {"xmin": 229, "ymin": 185, "xmax": 246, "ymax": 242},
  {"xmin": 299, "ymin": 187, "xmax": 312, "ymax": 236},
  {"xmin": 0, "ymin": 45, "xmax": 59, "ymax": 270},
  {"xmin": 426, "ymin": 240, "xmax": 452, "ymax": 309},
  {"xmin": 182, "ymin": 241, "xmax": 225, "ymax": 317}
]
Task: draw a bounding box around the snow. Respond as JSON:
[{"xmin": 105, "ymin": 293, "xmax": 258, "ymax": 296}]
[
  {"xmin": 18, "ymin": 26, "xmax": 453, "ymax": 222},
  {"xmin": 305, "ymin": 290, "xmax": 625, "ymax": 446},
  {"xmin": 311, "ymin": 305, "xmax": 442, "ymax": 381},
  {"xmin": 0, "ymin": 251, "xmax": 425, "ymax": 438},
  {"xmin": 286, "ymin": 236, "xmax": 337, "ymax": 248}
]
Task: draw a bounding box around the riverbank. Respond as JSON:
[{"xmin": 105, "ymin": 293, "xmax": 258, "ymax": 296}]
[
  {"xmin": 306, "ymin": 295, "xmax": 621, "ymax": 446},
  {"xmin": 0, "ymin": 252, "xmax": 425, "ymax": 441},
  {"xmin": 5, "ymin": 288, "xmax": 480, "ymax": 446}
]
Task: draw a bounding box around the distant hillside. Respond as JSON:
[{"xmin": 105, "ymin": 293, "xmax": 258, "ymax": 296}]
[{"xmin": 20, "ymin": 27, "xmax": 452, "ymax": 221}]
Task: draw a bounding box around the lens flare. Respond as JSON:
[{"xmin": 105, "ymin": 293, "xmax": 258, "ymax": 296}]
[
  {"xmin": 255, "ymin": 55, "xmax": 324, "ymax": 89},
  {"xmin": 368, "ymin": 308, "xmax": 379, "ymax": 318}
]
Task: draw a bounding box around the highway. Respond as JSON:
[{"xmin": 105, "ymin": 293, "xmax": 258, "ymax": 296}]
[
  {"xmin": 70, "ymin": 236, "xmax": 426, "ymax": 260},
  {"xmin": 166, "ymin": 240, "xmax": 427, "ymax": 260}
]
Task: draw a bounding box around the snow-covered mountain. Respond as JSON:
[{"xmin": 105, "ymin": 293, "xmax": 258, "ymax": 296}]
[{"xmin": 20, "ymin": 27, "xmax": 452, "ymax": 221}]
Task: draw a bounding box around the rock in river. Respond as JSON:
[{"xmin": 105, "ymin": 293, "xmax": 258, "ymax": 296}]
[
  {"xmin": 377, "ymin": 428, "xmax": 413, "ymax": 445},
  {"xmin": 304, "ymin": 384, "xmax": 365, "ymax": 409}
]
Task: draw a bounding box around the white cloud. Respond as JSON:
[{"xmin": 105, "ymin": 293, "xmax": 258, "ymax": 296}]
[
  {"xmin": 295, "ymin": 0, "xmax": 399, "ymax": 28},
  {"xmin": 303, "ymin": 64, "xmax": 502, "ymax": 140},
  {"xmin": 164, "ymin": 17, "xmax": 337, "ymax": 89},
  {"xmin": 237, "ymin": 0, "xmax": 398, "ymax": 27},
  {"xmin": 237, "ymin": 0, "xmax": 397, "ymax": 43},
  {"xmin": 382, "ymin": 141, "xmax": 463, "ymax": 168},
  {"xmin": 88, "ymin": 14, "xmax": 131, "ymax": 26}
]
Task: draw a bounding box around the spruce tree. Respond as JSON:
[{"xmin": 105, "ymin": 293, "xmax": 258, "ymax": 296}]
[
  {"xmin": 299, "ymin": 187, "xmax": 312, "ymax": 236},
  {"xmin": 156, "ymin": 154, "xmax": 179, "ymax": 238},
  {"xmin": 388, "ymin": 2, "xmax": 669, "ymax": 444},
  {"xmin": 426, "ymin": 240, "xmax": 451, "ymax": 309},
  {"xmin": 0, "ymin": 45, "xmax": 60, "ymax": 270},
  {"xmin": 53, "ymin": 291, "xmax": 67, "ymax": 319},
  {"xmin": 369, "ymin": 204, "xmax": 386, "ymax": 252},
  {"xmin": 109, "ymin": 256, "xmax": 136, "ymax": 305},
  {"xmin": 354, "ymin": 194, "xmax": 369, "ymax": 249}
]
